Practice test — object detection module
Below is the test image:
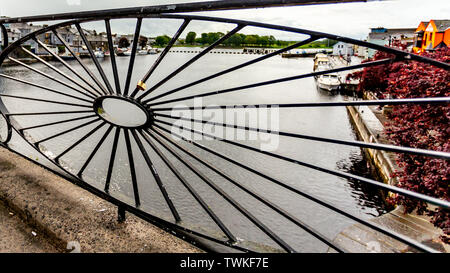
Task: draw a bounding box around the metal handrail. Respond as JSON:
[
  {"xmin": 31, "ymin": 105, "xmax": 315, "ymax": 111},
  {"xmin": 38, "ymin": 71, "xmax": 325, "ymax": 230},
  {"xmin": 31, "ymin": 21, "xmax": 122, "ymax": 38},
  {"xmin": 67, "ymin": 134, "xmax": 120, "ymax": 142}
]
[{"xmin": 0, "ymin": 0, "xmax": 366, "ymax": 24}]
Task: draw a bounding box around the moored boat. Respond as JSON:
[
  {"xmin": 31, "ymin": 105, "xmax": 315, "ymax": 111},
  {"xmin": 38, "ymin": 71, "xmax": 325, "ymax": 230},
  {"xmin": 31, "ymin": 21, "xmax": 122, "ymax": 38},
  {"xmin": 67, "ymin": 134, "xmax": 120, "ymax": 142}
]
[
  {"xmin": 94, "ymin": 50, "xmax": 105, "ymax": 58},
  {"xmin": 116, "ymin": 48, "xmax": 127, "ymax": 56},
  {"xmin": 59, "ymin": 51, "xmax": 76, "ymax": 60},
  {"xmin": 316, "ymin": 73, "xmax": 341, "ymax": 92},
  {"xmin": 138, "ymin": 49, "xmax": 148, "ymax": 55},
  {"xmin": 148, "ymin": 48, "xmax": 158, "ymax": 54},
  {"xmin": 313, "ymin": 53, "xmax": 330, "ymax": 72}
]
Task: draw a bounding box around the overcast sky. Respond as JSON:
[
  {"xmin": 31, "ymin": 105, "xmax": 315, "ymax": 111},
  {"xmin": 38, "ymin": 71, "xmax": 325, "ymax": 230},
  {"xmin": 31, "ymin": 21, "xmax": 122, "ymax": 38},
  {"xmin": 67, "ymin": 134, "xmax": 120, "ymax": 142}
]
[{"xmin": 0, "ymin": 0, "xmax": 449, "ymax": 40}]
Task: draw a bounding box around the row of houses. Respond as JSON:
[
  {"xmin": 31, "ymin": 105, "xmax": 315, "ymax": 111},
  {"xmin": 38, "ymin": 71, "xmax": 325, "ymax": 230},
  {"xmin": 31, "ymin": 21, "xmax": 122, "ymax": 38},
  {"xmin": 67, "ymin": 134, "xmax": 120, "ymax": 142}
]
[
  {"xmin": 412, "ymin": 20, "xmax": 450, "ymax": 53},
  {"xmin": 332, "ymin": 26, "xmax": 418, "ymax": 59},
  {"xmin": 0, "ymin": 19, "xmax": 154, "ymax": 54},
  {"xmin": 331, "ymin": 19, "xmax": 449, "ymax": 60}
]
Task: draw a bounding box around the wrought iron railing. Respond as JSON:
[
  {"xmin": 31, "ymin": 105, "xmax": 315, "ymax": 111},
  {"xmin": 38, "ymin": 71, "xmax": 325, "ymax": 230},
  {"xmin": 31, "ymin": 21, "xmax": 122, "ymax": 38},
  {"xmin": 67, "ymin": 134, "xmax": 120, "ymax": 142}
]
[{"xmin": 0, "ymin": 0, "xmax": 448, "ymax": 253}]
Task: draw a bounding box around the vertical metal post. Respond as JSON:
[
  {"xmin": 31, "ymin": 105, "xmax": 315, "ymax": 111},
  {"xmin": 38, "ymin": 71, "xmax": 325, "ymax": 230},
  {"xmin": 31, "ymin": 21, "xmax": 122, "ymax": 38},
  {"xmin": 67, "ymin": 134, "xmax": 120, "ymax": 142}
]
[{"xmin": 118, "ymin": 206, "xmax": 126, "ymax": 223}]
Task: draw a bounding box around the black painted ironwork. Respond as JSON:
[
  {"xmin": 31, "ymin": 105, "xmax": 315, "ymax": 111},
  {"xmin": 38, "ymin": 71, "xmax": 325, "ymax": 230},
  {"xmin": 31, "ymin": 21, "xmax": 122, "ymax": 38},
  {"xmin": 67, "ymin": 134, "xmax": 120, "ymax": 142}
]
[{"xmin": 0, "ymin": 1, "xmax": 448, "ymax": 253}]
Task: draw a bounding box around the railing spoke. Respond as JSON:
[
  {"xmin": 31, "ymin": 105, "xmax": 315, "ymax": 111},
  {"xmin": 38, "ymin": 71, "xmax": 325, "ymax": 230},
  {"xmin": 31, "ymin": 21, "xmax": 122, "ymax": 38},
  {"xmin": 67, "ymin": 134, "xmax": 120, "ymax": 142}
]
[
  {"xmin": 146, "ymin": 128, "xmax": 295, "ymax": 252},
  {"xmin": 154, "ymin": 113, "xmax": 450, "ymax": 160},
  {"xmin": 153, "ymin": 97, "xmax": 450, "ymax": 111},
  {"xmin": 154, "ymin": 119, "xmax": 450, "ymax": 210},
  {"xmin": 140, "ymin": 129, "xmax": 237, "ymax": 243},
  {"xmin": 7, "ymin": 110, "xmax": 93, "ymax": 117},
  {"xmin": 151, "ymin": 126, "xmax": 345, "ymax": 253},
  {"xmin": 123, "ymin": 129, "xmax": 141, "ymax": 207},
  {"xmin": 20, "ymin": 45, "xmax": 98, "ymax": 99},
  {"xmin": 0, "ymin": 94, "xmax": 91, "ymax": 108},
  {"xmin": 52, "ymin": 29, "xmax": 108, "ymax": 96},
  {"xmin": 19, "ymin": 114, "xmax": 97, "ymax": 132},
  {"xmin": 129, "ymin": 19, "xmax": 190, "ymax": 98},
  {"xmin": 105, "ymin": 127, "xmax": 121, "ymax": 193},
  {"xmin": 33, "ymin": 38, "xmax": 102, "ymax": 98},
  {"xmin": 132, "ymin": 130, "xmax": 181, "ymax": 223},
  {"xmin": 78, "ymin": 125, "xmax": 114, "ymax": 176},
  {"xmin": 143, "ymin": 36, "xmax": 319, "ymax": 104},
  {"xmin": 75, "ymin": 23, "xmax": 114, "ymax": 95},
  {"xmin": 137, "ymin": 24, "xmax": 246, "ymax": 101},
  {"xmin": 8, "ymin": 57, "xmax": 98, "ymax": 100},
  {"xmin": 34, "ymin": 118, "xmax": 99, "ymax": 145},
  {"xmin": 55, "ymin": 122, "xmax": 106, "ymax": 162},
  {"xmin": 146, "ymin": 58, "xmax": 393, "ymax": 107},
  {"xmin": 105, "ymin": 19, "xmax": 121, "ymax": 95},
  {"xmin": 123, "ymin": 18, "xmax": 142, "ymax": 96},
  {"xmin": 152, "ymin": 122, "xmax": 440, "ymax": 253},
  {"xmin": 0, "ymin": 73, "xmax": 93, "ymax": 104}
]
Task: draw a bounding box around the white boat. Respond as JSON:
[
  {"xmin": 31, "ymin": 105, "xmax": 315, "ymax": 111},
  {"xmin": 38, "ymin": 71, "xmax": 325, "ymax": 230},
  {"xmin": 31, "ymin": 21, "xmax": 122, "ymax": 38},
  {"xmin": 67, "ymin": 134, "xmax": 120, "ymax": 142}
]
[
  {"xmin": 138, "ymin": 49, "xmax": 148, "ymax": 55},
  {"xmin": 148, "ymin": 48, "xmax": 158, "ymax": 54},
  {"xmin": 313, "ymin": 53, "xmax": 330, "ymax": 72},
  {"xmin": 94, "ymin": 51, "xmax": 104, "ymax": 58},
  {"xmin": 316, "ymin": 74, "xmax": 341, "ymax": 92}
]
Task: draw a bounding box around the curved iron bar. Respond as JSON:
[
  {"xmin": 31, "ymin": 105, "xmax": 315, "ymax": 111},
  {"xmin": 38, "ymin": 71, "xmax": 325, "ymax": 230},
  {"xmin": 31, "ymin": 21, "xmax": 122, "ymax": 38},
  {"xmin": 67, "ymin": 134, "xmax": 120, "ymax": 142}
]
[
  {"xmin": 2, "ymin": 101, "xmax": 251, "ymax": 252},
  {"xmin": 0, "ymin": 1, "xmax": 368, "ymax": 25},
  {"xmin": 7, "ymin": 114, "xmax": 251, "ymax": 252},
  {"xmin": 0, "ymin": 9, "xmax": 448, "ymax": 253},
  {"xmin": 0, "ymin": 143, "xmax": 253, "ymax": 253},
  {"xmin": 0, "ymin": 24, "xmax": 8, "ymax": 50},
  {"xmin": 0, "ymin": 106, "xmax": 12, "ymax": 145}
]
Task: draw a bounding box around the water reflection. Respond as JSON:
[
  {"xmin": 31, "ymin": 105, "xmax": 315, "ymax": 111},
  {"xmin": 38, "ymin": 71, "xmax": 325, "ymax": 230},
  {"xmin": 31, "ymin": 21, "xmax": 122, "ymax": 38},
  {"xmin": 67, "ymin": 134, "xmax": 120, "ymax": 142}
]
[{"xmin": 336, "ymin": 150, "xmax": 389, "ymax": 217}]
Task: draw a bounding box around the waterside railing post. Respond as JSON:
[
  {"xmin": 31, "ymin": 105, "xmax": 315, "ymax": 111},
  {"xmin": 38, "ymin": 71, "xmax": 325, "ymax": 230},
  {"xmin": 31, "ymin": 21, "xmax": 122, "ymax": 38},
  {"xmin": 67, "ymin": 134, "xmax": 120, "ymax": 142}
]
[{"xmin": 118, "ymin": 205, "xmax": 126, "ymax": 223}]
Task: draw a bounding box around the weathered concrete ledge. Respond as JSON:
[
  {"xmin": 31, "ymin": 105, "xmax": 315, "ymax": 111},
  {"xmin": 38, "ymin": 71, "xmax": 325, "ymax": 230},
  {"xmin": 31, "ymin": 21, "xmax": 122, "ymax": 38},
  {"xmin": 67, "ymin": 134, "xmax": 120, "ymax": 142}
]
[
  {"xmin": 332, "ymin": 205, "xmax": 448, "ymax": 253},
  {"xmin": 335, "ymin": 103, "xmax": 448, "ymax": 253},
  {"xmin": 0, "ymin": 146, "xmax": 202, "ymax": 253},
  {"xmin": 346, "ymin": 104, "xmax": 398, "ymax": 186}
]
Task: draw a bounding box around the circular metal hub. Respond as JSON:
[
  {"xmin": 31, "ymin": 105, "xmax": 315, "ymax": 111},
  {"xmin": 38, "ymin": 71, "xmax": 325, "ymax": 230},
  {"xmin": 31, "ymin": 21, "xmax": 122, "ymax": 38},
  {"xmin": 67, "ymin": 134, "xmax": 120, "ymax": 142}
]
[{"xmin": 93, "ymin": 96, "xmax": 152, "ymax": 128}]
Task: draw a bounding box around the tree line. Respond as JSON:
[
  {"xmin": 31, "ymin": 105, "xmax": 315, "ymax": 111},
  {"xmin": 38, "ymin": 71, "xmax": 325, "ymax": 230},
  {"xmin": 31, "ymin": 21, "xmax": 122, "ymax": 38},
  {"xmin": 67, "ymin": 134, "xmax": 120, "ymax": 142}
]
[{"xmin": 153, "ymin": 31, "xmax": 337, "ymax": 48}]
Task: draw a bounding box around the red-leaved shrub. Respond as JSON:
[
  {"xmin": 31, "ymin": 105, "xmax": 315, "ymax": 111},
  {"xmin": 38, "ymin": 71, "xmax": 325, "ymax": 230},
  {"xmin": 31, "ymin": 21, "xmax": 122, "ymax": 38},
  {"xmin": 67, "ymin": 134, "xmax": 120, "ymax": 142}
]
[{"xmin": 354, "ymin": 46, "xmax": 449, "ymax": 243}]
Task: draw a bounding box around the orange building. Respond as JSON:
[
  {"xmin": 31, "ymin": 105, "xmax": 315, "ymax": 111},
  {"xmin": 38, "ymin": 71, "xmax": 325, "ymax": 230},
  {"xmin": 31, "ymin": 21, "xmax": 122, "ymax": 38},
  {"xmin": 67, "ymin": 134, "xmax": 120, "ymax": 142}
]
[{"xmin": 413, "ymin": 20, "xmax": 450, "ymax": 53}]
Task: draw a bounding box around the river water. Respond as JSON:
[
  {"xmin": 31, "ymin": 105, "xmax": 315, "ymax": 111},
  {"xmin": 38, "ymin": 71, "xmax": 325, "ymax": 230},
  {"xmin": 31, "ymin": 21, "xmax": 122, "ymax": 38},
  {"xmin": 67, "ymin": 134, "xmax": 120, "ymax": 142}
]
[{"xmin": 0, "ymin": 48, "xmax": 388, "ymax": 252}]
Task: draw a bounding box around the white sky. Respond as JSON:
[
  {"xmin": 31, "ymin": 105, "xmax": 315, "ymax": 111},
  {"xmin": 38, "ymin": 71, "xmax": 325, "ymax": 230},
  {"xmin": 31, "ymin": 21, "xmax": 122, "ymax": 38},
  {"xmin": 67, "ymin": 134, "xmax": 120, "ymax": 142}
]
[{"xmin": 0, "ymin": 0, "xmax": 449, "ymax": 40}]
